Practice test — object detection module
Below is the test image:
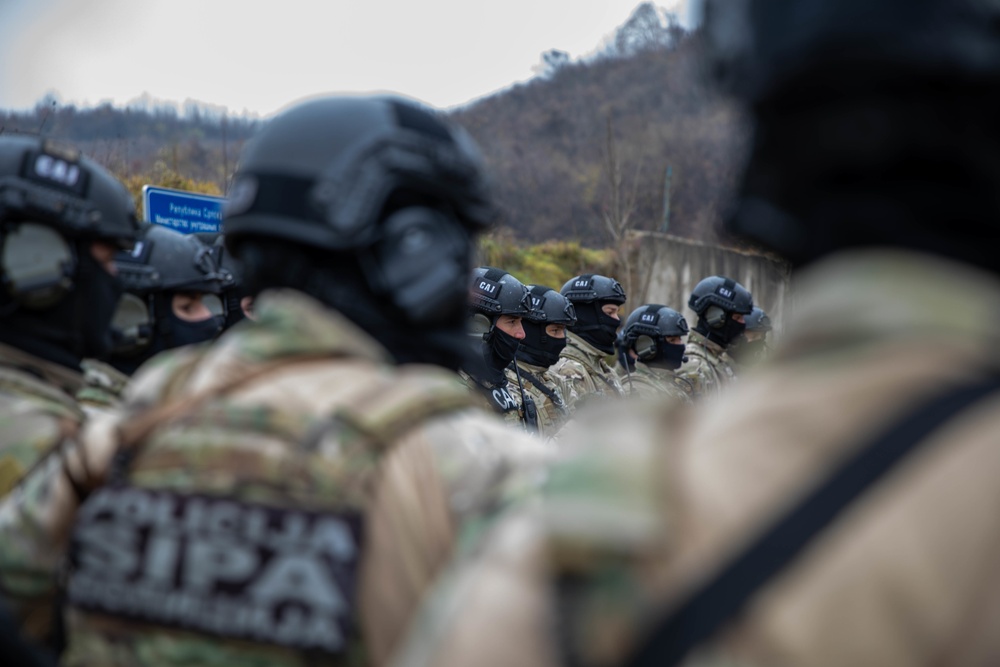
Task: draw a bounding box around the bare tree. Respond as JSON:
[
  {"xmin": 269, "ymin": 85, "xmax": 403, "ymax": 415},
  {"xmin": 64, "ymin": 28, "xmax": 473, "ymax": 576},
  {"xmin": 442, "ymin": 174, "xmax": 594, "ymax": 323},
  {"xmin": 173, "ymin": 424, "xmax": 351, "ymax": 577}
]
[{"xmin": 599, "ymin": 115, "xmax": 644, "ymax": 305}]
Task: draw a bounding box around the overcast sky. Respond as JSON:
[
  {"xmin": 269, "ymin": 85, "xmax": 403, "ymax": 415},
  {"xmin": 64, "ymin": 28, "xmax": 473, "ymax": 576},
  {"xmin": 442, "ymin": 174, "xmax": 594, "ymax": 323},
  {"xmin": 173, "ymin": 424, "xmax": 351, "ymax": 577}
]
[{"xmin": 0, "ymin": 0, "xmax": 694, "ymax": 116}]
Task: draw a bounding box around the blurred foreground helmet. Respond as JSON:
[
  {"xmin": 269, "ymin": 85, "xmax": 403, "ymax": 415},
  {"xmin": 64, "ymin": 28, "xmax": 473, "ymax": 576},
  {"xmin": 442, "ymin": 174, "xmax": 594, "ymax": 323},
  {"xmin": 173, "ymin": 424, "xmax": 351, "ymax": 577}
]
[
  {"xmin": 223, "ymin": 94, "xmax": 495, "ymax": 328},
  {"xmin": 703, "ymin": 0, "xmax": 1000, "ymax": 105},
  {"xmin": 0, "ymin": 136, "xmax": 139, "ymax": 363},
  {"xmin": 705, "ymin": 0, "xmax": 1000, "ymax": 270}
]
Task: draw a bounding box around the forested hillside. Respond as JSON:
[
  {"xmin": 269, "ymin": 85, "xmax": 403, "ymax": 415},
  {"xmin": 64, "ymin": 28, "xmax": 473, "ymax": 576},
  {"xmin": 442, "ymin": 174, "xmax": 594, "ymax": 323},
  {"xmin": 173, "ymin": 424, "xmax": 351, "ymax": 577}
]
[
  {"xmin": 0, "ymin": 3, "xmax": 747, "ymax": 246},
  {"xmin": 454, "ymin": 16, "xmax": 747, "ymax": 245}
]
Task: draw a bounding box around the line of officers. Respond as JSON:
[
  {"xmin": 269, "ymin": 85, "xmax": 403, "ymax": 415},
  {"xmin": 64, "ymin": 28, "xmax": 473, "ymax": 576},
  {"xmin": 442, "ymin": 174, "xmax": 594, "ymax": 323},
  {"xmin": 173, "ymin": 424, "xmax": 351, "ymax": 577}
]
[{"xmin": 459, "ymin": 267, "xmax": 772, "ymax": 438}]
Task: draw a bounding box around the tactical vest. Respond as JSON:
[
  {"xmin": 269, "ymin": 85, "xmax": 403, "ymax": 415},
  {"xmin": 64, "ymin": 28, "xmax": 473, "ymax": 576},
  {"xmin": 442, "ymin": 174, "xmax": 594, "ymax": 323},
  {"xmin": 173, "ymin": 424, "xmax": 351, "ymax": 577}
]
[{"xmin": 66, "ymin": 354, "xmax": 477, "ymax": 661}]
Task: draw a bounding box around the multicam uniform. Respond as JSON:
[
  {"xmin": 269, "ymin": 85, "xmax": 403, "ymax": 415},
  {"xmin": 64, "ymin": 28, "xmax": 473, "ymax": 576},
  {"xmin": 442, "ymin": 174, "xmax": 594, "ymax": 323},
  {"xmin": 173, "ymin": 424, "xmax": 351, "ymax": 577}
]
[
  {"xmin": 0, "ymin": 343, "xmax": 86, "ymax": 499},
  {"xmin": 619, "ymin": 360, "xmax": 693, "ymax": 404},
  {"xmin": 678, "ymin": 330, "xmax": 738, "ymax": 398},
  {"xmin": 391, "ymin": 250, "xmax": 1000, "ymax": 667},
  {"xmin": 506, "ymin": 361, "xmax": 571, "ymax": 438},
  {"xmin": 76, "ymin": 359, "xmax": 130, "ymax": 416},
  {"xmin": 550, "ymin": 333, "xmax": 625, "ymax": 410},
  {"xmin": 0, "ymin": 289, "xmax": 548, "ymax": 667}
]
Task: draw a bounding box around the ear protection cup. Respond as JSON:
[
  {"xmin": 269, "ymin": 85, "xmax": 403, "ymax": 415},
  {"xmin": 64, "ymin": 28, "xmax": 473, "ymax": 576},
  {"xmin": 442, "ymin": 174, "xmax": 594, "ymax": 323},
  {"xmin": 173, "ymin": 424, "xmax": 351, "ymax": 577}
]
[
  {"xmin": 705, "ymin": 305, "xmax": 727, "ymax": 329},
  {"xmin": 635, "ymin": 334, "xmax": 658, "ymax": 360},
  {"xmin": 110, "ymin": 292, "xmax": 153, "ymax": 354},
  {"xmin": 468, "ymin": 312, "xmax": 493, "ymax": 337},
  {"xmin": 1, "ymin": 223, "xmax": 77, "ymax": 310},
  {"xmin": 365, "ymin": 207, "xmax": 471, "ymax": 325}
]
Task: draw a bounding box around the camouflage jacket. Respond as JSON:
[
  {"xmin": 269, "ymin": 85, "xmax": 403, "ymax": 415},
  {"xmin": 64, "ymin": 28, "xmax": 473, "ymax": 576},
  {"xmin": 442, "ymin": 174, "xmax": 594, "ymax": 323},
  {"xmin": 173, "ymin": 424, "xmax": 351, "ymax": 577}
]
[
  {"xmin": 0, "ymin": 289, "xmax": 549, "ymax": 667},
  {"xmin": 620, "ymin": 360, "xmax": 693, "ymax": 404},
  {"xmin": 458, "ymin": 368, "xmax": 526, "ymax": 430},
  {"xmin": 505, "ymin": 360, "xmax": 571, "ymax": 438},
  {"xmin": 76, "ymin": 359, "xmax": 130, "ymax": 416},
  {"xmin": 549, "ymin": 333, "xmax": 624, "ymax": 411},
  {"xmin": 390, "ymin": 250, "xmax": 1000, "ymax": 667},
  {"xmin": 678, "ymin": 331, "xmax": 738, "ymax": 398},
  {"xmin": 0, "ymin": 343, "xmax": 86, "ymax": 498}
]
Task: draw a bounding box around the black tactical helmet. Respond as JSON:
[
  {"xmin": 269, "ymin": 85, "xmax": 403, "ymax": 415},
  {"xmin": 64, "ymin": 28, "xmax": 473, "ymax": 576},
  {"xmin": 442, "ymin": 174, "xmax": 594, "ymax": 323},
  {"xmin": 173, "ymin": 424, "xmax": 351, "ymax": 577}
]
[
  {"xmin": 0, "ymin": 136, "xmax": 139, "ymax": 248},
  {"xmin": 222, "ymin": 95, "xmax": 494, "ymax": 328},
  {"xmin": 469, "ymin": 267, "xmax": 531, "ymax": 317},
  {"xmin": 744, "ymin": 306, "xmax": 772, "ymax": 333},
  {"xmin": 703, "ymin": 0, "xmax": 1000, "ymax": 105},
  {"xmin": 115, "ymin": 224, "xmax": 227, "ymax": 297},
  {"xmin": 0, "ymin": 136, "xmax": 140, "ymax": 366},
  {"xmin": 622, "ymin": 304, "xmax": 689, "ymax": 349},
  {"xmin": 525, "ymin": 285, "xmax": 576, "ymax": 325},
  {"xmin": 688, "ymin": 276, "xmax": 753, "ymax": 319},
  {"xmin": 560, "ymin": 274, "xmax": 626, "ymax": 305}
]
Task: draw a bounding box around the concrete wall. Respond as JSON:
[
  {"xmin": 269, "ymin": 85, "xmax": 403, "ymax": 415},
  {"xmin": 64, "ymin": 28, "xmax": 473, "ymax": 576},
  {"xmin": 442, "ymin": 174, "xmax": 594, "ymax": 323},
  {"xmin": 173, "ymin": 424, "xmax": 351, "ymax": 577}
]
[{"xmin": 626, "ymin": 231, "xmax": 792, "ymax": 336}]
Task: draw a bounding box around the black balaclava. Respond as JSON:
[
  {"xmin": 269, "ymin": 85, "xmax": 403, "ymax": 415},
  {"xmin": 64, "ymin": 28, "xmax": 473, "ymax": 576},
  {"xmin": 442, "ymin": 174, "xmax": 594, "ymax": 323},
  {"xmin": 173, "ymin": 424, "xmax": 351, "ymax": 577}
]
[
  {"xmin": 111, "ymin": 291, "xmax": 223, "ymax": 376},
  {"xmin": 0, "ymin": 243, "xmax": 124, "ymax": 371},
  {"xmin": 571, "ymin": 300, "xmax": 620, "ymax": 355},
  {"xmin": 644, "ymin": 341, "xmax": 687, "ymax": 371},
  {"xmin": 486, "ymin": 323, "xmax": 520, "ymax": 370},
  {"xmin": 517, "ymin": 320, "xmax": 566, "ymax": 369},
  {"xmin": 695, "ymin": 315, "xmax": 746, "ymax": 349}
]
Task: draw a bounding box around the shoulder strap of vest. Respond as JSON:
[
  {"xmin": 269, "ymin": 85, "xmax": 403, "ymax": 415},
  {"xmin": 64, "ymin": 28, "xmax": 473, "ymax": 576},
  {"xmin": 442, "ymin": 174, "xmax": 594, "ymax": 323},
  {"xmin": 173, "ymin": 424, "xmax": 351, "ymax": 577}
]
[
  {"xmin": 327, "ymin": 366, "xmax": 479, "ymax": 451},
  {"xmin": 112, "ymin": 353, "xmax": 336, "ymax": 477},
  {"xmin": 625, "ymin": 376, "xmax": 1000, "ymax": 667},
  {"xmin": 521, "ymin": 367, "xmax": 567, "ymax": 412}
]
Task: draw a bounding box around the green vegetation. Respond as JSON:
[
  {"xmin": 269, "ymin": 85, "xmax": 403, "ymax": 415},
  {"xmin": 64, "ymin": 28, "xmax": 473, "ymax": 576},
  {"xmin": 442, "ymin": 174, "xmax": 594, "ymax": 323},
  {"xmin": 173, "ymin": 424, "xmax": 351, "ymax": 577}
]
[{"xmin": 479, "ymin": 233, "xmax": 614, "ymax": 289}]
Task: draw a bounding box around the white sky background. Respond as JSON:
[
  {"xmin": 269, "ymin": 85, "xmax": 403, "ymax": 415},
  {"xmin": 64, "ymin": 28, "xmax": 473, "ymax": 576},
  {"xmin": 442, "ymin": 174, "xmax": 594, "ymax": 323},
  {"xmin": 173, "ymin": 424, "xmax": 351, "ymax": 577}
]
[{"xmin": 0, "ymin": 0, "xmax": 693, "ymax": 117}]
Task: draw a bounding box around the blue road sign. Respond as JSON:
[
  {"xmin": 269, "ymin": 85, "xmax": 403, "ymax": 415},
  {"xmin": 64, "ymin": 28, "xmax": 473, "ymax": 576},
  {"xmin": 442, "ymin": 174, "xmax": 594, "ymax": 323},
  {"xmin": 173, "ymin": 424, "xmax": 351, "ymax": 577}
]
[{"xmin": 143, "ymin": 185, "xmax": 225, "ymax": 234}]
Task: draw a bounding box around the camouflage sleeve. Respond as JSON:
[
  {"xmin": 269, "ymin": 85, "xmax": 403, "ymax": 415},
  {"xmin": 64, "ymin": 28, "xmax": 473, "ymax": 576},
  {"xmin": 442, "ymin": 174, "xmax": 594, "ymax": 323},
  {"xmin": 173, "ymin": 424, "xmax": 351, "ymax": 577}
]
[
  {"xmin": 0, "ymin": 354, "xmax": 190, "ymax": 638},
  {"xmin": 549, "ymin": 358, "xmax": 596, "ymax": 413},
  {"xmin": 358, "ymin": 409, "xmax": 551, "ymax": 666},
  {"xmin": 0, "ymin": 409, "xmax": 123, "ymax": 639},
  {"xmin": 678, "ymin": 354, "xmax": 713, "ymax": 398},
  {"xmin": 390, "ymin": 402, "xmax": 672, "ymax": 667}
]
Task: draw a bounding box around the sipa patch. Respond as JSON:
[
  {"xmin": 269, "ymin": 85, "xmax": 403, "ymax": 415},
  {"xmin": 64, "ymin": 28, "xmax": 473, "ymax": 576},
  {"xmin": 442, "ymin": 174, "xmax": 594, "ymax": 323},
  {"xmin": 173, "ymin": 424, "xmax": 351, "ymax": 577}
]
[{"xmin": 67, "ymin": 486, "xmax": 362, "ymax": 654}]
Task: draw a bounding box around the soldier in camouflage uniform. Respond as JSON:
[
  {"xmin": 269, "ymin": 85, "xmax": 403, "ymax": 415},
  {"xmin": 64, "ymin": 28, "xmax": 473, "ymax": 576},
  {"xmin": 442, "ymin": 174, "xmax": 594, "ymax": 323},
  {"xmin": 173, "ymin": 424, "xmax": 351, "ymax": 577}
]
[
  {"xmin": 506, "ymin": 286, "xmax": 577, "ymax": 438},
  {"xmin": 461, "ymin": 267, "xmax": 534, "ymax": 429},
  {"xmin": 0, "ymin": 95, "xmax": 548, "ymax": 667},
  {"xmin": 0, "ymin": 137, "xmax": 139, "ymax": 500},
  {"xmin": 550, "ymin": 274, "xmax": 627, "ymax": 410},
  {"xmin": 678, "ymin": 275, "xmax": 753, "ymax": 398},
  {"xmin": 618, "ymin": 304, "xmax": 693, "ymax": 403},
  {"xmin": 728, "ymin": 306, "xmax": 772, "ymax": 369},
  {"xmin": 391, "ymin": 0, "xmax": 1000, "ymax": 664},
  {"xmin": 109, "ymin": 223, "xmax": 229, "ymax": 376}
]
